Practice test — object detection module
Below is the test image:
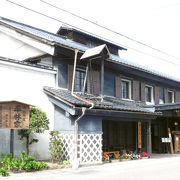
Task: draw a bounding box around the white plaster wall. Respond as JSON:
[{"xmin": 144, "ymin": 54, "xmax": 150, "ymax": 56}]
[
  {"xmin": 0, "ymin": 63, "xmax": 56, "ymax": 159},
  {"xmin": 0, "ymin": 31, "xmax": 45, "ymax": 60},
  {"xmin": 0, "ymin": 25, "xmax": 55, "ymax": 59}
]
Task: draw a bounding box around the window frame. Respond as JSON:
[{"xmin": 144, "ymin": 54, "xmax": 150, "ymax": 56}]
[
  {"xmin": 167, "ymin": 90, "xmax": 175, "ymax": 103},
  {"xmin": 121, "ymin": 79, "xmax": 132, "ymax": 100},
  {"xmin": 75, "ymin": 68, "xmax": 86, "ymax": 92},
  {"xmin": 145, "ymin": 85, "xmax": 154, "ymax": 104}
]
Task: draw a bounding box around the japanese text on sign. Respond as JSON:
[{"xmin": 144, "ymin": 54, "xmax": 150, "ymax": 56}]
[{"xmin": 0, "ymin": 102, "xmax": 29, "ymax": 129}]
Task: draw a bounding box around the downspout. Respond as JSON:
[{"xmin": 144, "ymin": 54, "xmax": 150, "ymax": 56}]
[
  {"xmin": 71, "ymin": 49, "xmax": 94, "ymax": 168},
  {"xmin": 100, "ymin": 55, "xmax": 104, "ymax": 102}
]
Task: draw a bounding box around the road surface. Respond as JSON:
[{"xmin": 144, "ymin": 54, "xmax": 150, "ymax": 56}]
[{"xmin": 3, "ymin": 155, "xmax": 180, "ymax": 180}]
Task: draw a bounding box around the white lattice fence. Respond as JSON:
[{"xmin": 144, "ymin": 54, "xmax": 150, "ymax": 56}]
[
  {"xmin": 60, "ymin": 133, "xmax": 74, "ymax": 161},
  {"xmin": 60, "ymin": 133, "xmax": 102, "ymax": 164},
  {"xmin": 79, "ymin": 134, "xmax": 102, "ymax": 164}
]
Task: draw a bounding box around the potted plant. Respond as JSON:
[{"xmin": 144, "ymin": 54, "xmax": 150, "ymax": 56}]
[
  {"xmin": 102, "ymin": 152, "xmax": 109, "ymax": 162},
  {"xmin": 110, "ymin": 152, "xmax": 120, "ymax": 163},
  {"xmin": 139, "ymin": 151, "xmax": 150, "ymax": 159},
  {"xmin": 131, "ymin": 153, "xmax": 141, "ymax": 160},
  {"xmin": 119, "ymin": 153, "xmax": 132, "ymax": 162}
]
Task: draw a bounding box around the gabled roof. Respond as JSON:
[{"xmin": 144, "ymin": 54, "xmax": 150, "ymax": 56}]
[
  {"xmin": 0, "ymin": 17, "xmax": 180, "ymax": 83},
  {"xmin": 0, "ymin": 100, "xmax": 31, "ymax": 106},
  {"xmin": 80, "ymin": 44, "xmax": 110, "ymax": 60},
  {"xmin": 58, "ymin": 24, "xmax": 127, "ymax": 50},
  {"xmin": 0, "ymin": 17, "xmax": 86, "ymax": 52},
  {"xmin": 43, "ymin": 86, "xmax": 159, "ymax": 116}
]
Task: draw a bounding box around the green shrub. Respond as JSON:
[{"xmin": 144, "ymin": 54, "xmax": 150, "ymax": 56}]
[
  {"xmin": 49, "ymin": 131, "xmax": 63, "ymax": 162},
  {"xmin": 58, "ymin": 160, "xmax": 70, "ymax": 166},
  {"xmin": 1, "ymin": 153, "xmax": 20, "ymax": 170},
  {"xmin": 0, "ymin": 168, "xmax": 9, "ymax": 177},
  {"xmin": 18, "ymin": 106, "xmax": 49, "ymax": 155},
  {"xmin": 19, "ymin": 151, "xmax": 47, "ymax": 172},
  {"xmin": 0, "ymin": 151, "xmax": 47, "ymax": 176}
]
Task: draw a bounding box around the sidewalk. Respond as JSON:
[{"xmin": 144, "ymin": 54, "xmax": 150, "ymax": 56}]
[
  {"xmin": 3, "ymin": 154, "xmax": 180, "ymax": 180},
  {"xmin": 151, "ymin": 153, "xmax": 180, "ymax": 159}
]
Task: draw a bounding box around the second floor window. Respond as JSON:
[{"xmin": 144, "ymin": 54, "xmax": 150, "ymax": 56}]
[
  {"xmin": 75, "ymin": 70, "xmax": 85, "ymax": 92},
  {"xmin": 121, "ymin": 79, "xmax": 131, "ymax": 99},
  {"xmin": 168, "ymin": 90, "xmax": 174, "ymax": 103},
  {"xmin": 145, "ymin": 85, "xmax": 153, "ymax": 103},
  {"xmin": 104, "ymin": 72, "xmax": 115, "ymax": 97}
]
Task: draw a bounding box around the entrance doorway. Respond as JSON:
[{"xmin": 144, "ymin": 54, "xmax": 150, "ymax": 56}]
[{"xmin": 102, "ymin": 120, "xmax": 136, "ymax": 153}]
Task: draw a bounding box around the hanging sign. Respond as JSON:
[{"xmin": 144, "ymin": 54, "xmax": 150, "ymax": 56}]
[
  {"xmin": 0, "ymin": 101, "xmax": 29, "ymax": 129},
  {"xmin": 138, "ymin": 121, "xmax": 142, "ymax": 148}
]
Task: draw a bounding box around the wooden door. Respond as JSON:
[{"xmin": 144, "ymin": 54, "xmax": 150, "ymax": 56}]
[{"xmin": 173, "ymin": 133, "xmax": 180, "ymax": 153}]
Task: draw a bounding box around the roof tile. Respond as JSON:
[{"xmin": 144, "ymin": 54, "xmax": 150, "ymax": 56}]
[{"xmin": 44, "ymin": 86, "xmax": 156, "ymax": 114}]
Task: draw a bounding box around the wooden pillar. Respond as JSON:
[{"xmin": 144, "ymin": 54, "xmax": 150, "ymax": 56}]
[
  {"xmin": 135, "ymin": 121, "xmax": 138, "ymax": 153},
  {"xmin": 168, "ymin": 128, "xmax": 174, "ymax": 154},
  {"xmin": 10, "ymin": 129, "xmax": 14, "ymax": 157},
  {"xmin": 147, "ymin": 120, "xmax": 152, "ymax": 154},
  {"xmin": 138, "ymin": 121, "xmax": 142, "ymax": 150}
]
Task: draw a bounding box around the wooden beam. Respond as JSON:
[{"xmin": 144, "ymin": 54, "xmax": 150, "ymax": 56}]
[
  {"xmin": 168, "ymin": 128, "xmax": 174, "ymax": 154},
  {"xmin": 83, "ymin": 108, "xmax": 158, "ymax": 120}
]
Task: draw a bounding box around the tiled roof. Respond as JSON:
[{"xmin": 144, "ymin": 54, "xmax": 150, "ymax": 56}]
[
  {"xmin": 44, "ymin": 86, "xmax": 157, "ymax": 114},
  {"xmin": 58, "ymin": 24, "xmax": 127, "ymax": 50},
  {"xmin": 153, "ymin": 102, "xmax": 180, "ymax": 111},
  {"xmin": 0, "ymin": 17, "xmax": 179, "ymax": 82},
  {"xmin": 0, "ymin": 17, "xmax": 87, "ymax": 52},
  {"xmin": 0, "ymin": 56, "xmax": 55, "ymax": 71}
]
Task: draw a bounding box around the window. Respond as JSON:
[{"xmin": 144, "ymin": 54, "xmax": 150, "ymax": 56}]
[
  {"xmin": 145, "ymin": 85, "xmax": 153, "ymax": 104},
  {"xmin": 168, "ymin": 90, "xmax": 174, "ymax": 103},
  {"xmin": 121, "ymin": 79, "xmax": 131, "ymax": 99},
  {"xmin": 86, "ymin": 41, "xmax": 96, "ymax": 48},
  {"xmin": 104, "ymin": 72, "xmax": 115, "ymax": 96},
  {"xmin": 75, "ymin": 70, "xmax": 85, "ymax": 92}
]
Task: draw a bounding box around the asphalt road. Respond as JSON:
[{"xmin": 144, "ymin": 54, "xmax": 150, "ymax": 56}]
[{"xmin": 3, "ymin": 155, "xmax": 180, "ymax": 180}]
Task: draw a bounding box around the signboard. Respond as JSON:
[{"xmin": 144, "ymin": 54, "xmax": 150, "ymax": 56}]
[
  {"xmin": 138, "ymin": 121, "xmax": 142, "ymax": 148},
  {"xmin": 0, "ymin": 101, "xmax": 29, "ymax": 129},
  {"xmin": 161, "ymin": 138, "xmax": 171, "ymax": 143}
]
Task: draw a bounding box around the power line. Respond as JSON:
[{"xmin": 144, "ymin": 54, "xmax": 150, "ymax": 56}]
[
  {"xmin": 5, "ymin": 0, "xmax": 180, "ymax": 66},
  {"xmin": 41, "ymin": 0, "xmax": 180, "ymax": 61}
]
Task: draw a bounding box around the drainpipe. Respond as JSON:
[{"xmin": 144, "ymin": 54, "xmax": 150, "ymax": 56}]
[
  {"xmin": 71, "ymin": 49, "xmax": 78, "ymax": 95},
  {"xmin": 147, "ymin": 120, "xmax": 152, "ymax": 154},
  {"xmin": 71, "ymin": 49, "xmax": 94, "ymax": 168},
  {"xmin": 100, "ymin": 56, "xmax": 104, "ymax": 102}
]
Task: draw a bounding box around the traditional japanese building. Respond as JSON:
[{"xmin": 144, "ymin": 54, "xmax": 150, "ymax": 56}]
[{"xmin": 0, "ymin": 17, "xmax": 180, "ymax": 164}]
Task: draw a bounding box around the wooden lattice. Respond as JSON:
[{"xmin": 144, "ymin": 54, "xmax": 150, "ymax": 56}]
[{"xmin": 60, "ymin": 133, "xmax": 102, "ymax": 164}]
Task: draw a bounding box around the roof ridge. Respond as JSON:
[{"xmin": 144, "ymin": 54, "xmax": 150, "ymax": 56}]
[{"xmin": 0, "ymin": 16, "xmax": 61, "ymax": 39}]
